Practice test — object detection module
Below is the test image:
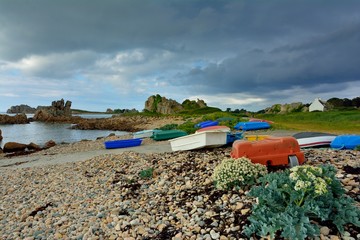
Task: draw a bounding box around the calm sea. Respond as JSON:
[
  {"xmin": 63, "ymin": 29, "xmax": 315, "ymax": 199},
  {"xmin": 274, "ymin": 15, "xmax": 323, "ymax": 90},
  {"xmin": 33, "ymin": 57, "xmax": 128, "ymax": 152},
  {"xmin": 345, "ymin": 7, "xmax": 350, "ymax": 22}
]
[{"xmin": 0, "ymin": 113, "xmax": 128, "ymax": 147}]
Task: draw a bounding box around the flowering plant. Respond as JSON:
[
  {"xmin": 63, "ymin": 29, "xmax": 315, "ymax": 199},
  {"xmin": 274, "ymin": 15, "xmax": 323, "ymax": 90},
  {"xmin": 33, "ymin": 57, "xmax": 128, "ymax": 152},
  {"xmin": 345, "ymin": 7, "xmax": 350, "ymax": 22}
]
[
  {"xmin": 243, "ymin": 164, "xmax": 360, "ymax": 240},
  {"xmin": 213, "ymin": 157, "xmax": 267, "ymax": 190}
]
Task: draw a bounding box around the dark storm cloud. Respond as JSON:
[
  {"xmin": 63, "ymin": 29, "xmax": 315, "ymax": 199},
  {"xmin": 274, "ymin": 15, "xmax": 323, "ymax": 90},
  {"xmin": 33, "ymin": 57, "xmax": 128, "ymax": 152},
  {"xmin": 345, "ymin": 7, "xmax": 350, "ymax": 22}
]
[
  {"xmin": 0, "ymin": 0, "xmax": 359, "ymax": 111},
  {"xmin": 175, "ymin": 21, "xmax": 360, "ymax": 95}
]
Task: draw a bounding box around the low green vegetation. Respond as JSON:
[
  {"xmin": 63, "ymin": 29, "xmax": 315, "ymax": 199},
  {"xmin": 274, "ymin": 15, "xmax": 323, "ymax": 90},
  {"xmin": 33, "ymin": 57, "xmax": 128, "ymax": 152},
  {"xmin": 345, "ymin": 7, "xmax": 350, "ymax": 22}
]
[
  {"xmin": 71, "ymin": 109, "xmax": 106, "ymax": 114},
  {"xmin": 139, "ymin": 168, "xmax": 154, "ymax": 179},
  {"xmin": 243, "ymin": 165, "xmax": 360, "ymax": 239},
  {"xmin": 153, "ymin": 109, "xmax": 360, "ymax": 134},
  {"xmin": 178, "ymin": 106, "xmax": 223, "ymax": 115},
  {"xmin": 255, "ymin": 110, "xmax": 360, "ymax": 134}
]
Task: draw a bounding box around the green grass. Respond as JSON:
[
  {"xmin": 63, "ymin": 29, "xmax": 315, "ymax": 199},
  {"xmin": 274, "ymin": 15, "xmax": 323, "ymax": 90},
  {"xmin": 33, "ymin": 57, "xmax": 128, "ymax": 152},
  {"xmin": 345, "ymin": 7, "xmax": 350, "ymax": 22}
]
[{"xmin": 255, "ymin": 110, "xmax": 360, "ymax": 134}]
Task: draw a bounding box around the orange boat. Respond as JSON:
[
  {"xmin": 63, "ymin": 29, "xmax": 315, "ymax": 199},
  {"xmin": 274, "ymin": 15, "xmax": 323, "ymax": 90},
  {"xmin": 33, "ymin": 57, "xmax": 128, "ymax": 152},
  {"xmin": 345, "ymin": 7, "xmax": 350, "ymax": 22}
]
[{"xmin": 230, "ymin": 136, "xmax": 305, "ymax": 167}]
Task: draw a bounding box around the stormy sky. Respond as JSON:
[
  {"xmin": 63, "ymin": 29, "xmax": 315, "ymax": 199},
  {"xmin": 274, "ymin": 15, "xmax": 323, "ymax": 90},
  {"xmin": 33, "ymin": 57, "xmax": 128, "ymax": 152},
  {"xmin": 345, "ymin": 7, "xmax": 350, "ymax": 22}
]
[{"xmin": 0, "ymin": 0, "xmax": 359, "ymax": 112}]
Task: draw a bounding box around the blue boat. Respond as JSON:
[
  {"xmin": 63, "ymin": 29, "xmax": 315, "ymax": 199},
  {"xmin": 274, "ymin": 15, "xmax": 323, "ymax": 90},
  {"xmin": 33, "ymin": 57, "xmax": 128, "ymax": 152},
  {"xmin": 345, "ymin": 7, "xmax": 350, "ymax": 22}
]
[
  {"xmin": 234, "ymin": 122, "xmax": 271, "ymax": 131},
  {"xmin": 330, "ymin": 135, "xmax": 360, "ymax": 150},
  {"xmin": 226, "ymin": 132, "xmax": 243, "ymax": 145},
  {"xmin": 104, "ymin": 138, "xmax": 142, "ymax": 149},
  {"xmin": 195, "ymin": 120, "xmax": 219, "ymax": 128}
]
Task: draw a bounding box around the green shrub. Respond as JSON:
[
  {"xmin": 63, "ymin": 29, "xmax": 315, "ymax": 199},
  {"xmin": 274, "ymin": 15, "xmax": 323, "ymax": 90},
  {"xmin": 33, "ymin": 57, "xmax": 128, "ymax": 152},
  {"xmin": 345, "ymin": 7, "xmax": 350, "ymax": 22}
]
[
  {"xmin": 243, "ymin": 164, "xmax": 360, "ymax": 240},
  {"xmin": 213, "ymin": 157, "xmax": 267, "ymax": 190},
  {"xmin": 176, "ymin": 121, "xmax": 197, "ymax": 134},
  {"xmin": 157, "ymin": 124, "xmax": 178, "ymax": 130},
  {"xmin": 139, "ymin": 168, "xmax": 154, "ymax": 179}
]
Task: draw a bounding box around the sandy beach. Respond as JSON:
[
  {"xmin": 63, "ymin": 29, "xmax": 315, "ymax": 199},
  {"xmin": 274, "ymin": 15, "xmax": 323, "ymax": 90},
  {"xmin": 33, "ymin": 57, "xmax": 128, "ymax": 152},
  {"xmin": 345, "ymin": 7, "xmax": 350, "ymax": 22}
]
[{"xmin": 0, "ymin": 131, "xmax": 359, "ymax": 239}]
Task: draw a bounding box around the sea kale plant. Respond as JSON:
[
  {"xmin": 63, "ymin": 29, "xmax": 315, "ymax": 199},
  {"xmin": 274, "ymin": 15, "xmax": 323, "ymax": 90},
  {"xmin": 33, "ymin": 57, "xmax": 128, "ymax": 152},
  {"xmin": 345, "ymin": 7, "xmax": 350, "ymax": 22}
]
[
  {"xmin": 213, "ymin": 157, "xmax": 267, "ymax": 190},
  {"xmin": 243, "ymin": 164, "xmax": 360, "ymax": 240}
]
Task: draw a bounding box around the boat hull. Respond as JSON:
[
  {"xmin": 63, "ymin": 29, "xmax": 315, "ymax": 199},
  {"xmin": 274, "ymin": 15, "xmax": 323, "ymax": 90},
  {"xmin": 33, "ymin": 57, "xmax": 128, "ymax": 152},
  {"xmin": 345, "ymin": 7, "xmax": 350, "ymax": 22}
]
[
  {"xmin": 330, "ymin": 135, "xmax": 360, "ymax": 149},
  {"xmin": 195, "ymin": 120, "xmax": 219, "ymax": 128},
  {"xmin": 152, "ymin": 130, "xmax": 187, "ymax": 141},
  {"xmin": 104, "ymin": 138, "xmax": 142, "ymax": 149},
  {"xmin": 234, "ymin": 122, "xmax": 271, "ymax": 131},
  {"xmin": 133, "ymin": 129, "xmax": 161, "ymax": 139},
  {"xmin": 230, "ymin": 136, "xmax": 305, "ymax": 167},
  {"xmin": 195, "ymin": 125, "xmax": 230, "ymax": 133},
  {"xmin": 293, "ymin": 132, "xmax": 337, "ymax": 148},
  {"xmin": 169, "ymin": 131, "xmax": 227, "ymax": 151},
  {"xmin": 244, "ymin": 135, "xmax": 270, "ymax": 141}
]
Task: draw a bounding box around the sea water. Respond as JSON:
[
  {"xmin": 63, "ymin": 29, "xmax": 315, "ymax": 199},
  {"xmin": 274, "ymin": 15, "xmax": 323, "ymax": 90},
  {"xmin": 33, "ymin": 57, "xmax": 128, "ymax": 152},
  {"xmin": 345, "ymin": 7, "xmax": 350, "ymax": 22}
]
[{"xmin": 0, "ymin": 113, "xmax": 128, "ymax": 147}]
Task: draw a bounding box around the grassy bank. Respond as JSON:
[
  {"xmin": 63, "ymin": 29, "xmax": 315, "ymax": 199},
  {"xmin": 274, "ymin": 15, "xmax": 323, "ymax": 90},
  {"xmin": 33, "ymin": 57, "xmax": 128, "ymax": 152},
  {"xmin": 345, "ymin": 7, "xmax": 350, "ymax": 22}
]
[
  {"xmin": 174, "ymin": 109, "xmax": 360, "ymax": 134},
  {"xmin": 255, "ymin": 110, "xmax": 360, "ymax": 134},
  {"xmin": 123, "ymin": 108, "xmax": 360, "ymax": 134}
]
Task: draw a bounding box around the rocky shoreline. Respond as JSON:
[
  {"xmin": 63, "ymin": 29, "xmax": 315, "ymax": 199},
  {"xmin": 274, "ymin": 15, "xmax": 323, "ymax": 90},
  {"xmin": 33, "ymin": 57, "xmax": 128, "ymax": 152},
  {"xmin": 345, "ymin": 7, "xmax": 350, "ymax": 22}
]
[{"xmin": 0, "ymin": 138, "xmax": 359, "ymax": 239}]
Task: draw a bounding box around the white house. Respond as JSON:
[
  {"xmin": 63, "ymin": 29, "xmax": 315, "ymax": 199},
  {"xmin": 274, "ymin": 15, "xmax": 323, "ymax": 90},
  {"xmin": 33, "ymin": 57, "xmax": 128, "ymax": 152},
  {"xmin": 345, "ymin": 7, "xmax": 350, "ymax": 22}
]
[{"xmin": 309, "ymin": 98, "xmax": 326, "ymax": 112}]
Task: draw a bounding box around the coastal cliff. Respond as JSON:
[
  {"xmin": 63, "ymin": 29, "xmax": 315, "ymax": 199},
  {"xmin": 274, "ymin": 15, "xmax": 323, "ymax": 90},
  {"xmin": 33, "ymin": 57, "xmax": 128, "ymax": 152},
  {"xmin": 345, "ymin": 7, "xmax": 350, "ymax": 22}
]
[
  {"xmin": 33, "ymin": 99, "xmax": 81, "ymax": 123},
  {"xmin": 144, "ymin": 94, "xmax": 207, "ymax": 114},
  {"xmin": 6, "ymin": 104, "xmax": 37, "ymax": 114},
  {"xmin": 0, "ymin": 113, "xmax": 29, "ymax": 124}
]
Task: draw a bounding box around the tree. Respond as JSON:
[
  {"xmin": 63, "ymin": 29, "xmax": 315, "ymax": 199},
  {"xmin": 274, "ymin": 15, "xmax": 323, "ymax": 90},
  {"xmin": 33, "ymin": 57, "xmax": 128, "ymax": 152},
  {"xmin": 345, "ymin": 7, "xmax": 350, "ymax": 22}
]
[
  {"xmin": 352, "ymin": 97, "xmax": 360, "ymax": 108},
  {"xmin": 326, "ymin": 98, "xmax": 344, "ymax": 108}
]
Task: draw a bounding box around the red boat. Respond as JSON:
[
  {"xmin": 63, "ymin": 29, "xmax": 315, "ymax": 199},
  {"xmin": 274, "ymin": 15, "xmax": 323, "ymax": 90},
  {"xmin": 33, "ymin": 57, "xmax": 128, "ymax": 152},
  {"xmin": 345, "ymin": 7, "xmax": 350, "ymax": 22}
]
[
  {"xmin": 230, "ymin": 136, "xmax": 305, "ymax": 167},
  {"xmin": 249, "ymin": 118, "xmax": 274, "ymax": 124},
  {"xmin": 195, "ymin": 125, "xmax": 230, "ymax": 133}
]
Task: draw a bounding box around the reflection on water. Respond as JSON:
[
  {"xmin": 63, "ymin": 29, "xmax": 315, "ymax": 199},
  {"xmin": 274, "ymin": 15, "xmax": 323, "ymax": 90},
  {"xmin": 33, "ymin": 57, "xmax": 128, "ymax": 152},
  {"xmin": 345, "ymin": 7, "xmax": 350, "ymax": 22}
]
[{"xmin": 0, "ymin": 114, "xmax": 127, "ymax": 147}]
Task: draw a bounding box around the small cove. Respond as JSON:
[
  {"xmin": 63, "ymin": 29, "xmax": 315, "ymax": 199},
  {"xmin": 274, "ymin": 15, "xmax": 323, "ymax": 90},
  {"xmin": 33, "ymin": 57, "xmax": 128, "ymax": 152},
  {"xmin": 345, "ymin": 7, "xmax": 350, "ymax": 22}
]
[{"xmin": 0, "ymin": 114, "xmax": 128, "ymax": 147}]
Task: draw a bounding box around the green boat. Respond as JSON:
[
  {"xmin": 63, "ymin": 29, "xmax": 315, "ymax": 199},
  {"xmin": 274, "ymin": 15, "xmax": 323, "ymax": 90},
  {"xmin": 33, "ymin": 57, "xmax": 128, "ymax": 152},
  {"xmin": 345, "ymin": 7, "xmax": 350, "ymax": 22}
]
[{"xmin": 151, "ymin": 130, "xmax": 188, "ymax": 141}]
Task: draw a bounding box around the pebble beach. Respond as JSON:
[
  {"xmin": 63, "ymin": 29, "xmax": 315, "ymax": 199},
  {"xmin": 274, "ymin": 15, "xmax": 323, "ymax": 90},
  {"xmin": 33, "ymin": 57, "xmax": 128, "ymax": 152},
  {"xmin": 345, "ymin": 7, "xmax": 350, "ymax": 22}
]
[{"xmin": 0, "ymin": 135, "xmax": 359, "ymax": 240}]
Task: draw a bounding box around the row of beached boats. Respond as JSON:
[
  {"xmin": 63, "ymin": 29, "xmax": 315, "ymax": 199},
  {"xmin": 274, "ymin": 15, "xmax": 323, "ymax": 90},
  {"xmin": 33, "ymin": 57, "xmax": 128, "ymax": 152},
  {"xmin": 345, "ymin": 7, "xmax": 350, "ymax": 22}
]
[{"xmin": 104, "ymin": 119, "xmax": 360, "ymax": 153}]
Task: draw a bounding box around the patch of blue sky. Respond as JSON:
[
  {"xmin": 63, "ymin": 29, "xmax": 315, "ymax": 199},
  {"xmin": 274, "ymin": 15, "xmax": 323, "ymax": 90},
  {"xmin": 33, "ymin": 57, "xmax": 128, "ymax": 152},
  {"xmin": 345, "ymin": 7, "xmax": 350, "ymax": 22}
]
[
  {"xmin": 4, "ymin": 69, "xmax": 21, "ymax": 77},
  {"xmin": 191, "ymin": 59, "xmax": 208, "ymax": 69}
]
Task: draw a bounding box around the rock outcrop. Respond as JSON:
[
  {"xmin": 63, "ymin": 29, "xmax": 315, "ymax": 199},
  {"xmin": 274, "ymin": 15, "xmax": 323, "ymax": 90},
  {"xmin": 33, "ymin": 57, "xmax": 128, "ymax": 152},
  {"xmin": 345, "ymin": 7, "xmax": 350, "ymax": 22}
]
[
  {"xmin": 0, "ymin": 113, "xmax": 29, "ymax": 124},
  {"xmin": 72, "ymin": 116, "xmax": 143, "ymax": 132},
  {"xmin": 33, "ymin": 99, "xmax": 81, "ymax": 123},
  {"xmin": 144, "ymin": 95, "xmax": 208, "ymax": 114},
  {"xmin": 145, "ymin": 95, "xmax": 183, "ymax": 114},
  {"xmin": 72, "ymin": 115, "xmax": 186, "ymax": 132},
  {"xmin": 44, "ymin": 140, "xmax": 56, "ymax": 149},
  {"xmin": 6, "ymin": 104, "xmax": 37, "ymax": 114},
  {"xmin": 3, "ymin": 142, "xmax": 42, "ymax": 153},
  {"xmin": 265, "ymin": 102, "xmax": 308, "ymax": 114},
  {"xmin": 0, "ymin": 129, "xmax": 2, "ymax": 142},
  {"xmin": 3, "ymin": 142, "xmax": 29, "ymax": 153}
]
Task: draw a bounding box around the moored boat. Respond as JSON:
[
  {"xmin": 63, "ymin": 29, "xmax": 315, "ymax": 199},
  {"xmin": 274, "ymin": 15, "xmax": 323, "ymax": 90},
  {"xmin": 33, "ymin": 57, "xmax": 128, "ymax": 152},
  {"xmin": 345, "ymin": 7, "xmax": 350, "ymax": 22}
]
[
  {"xmin": 195, "ymin": 120, "xmax": 219, "ymax": 128},
  {"xmin": 195, "ymin": 125, "xmax": 230, "ymax": 133},
  {"xmin": 234, "ymin": 122, "xmax": 271, "ymax": 131},
  {"xmin": 231, "ymin": 136, "xmax": 305, "ymax": 167},
  {"xmin": 293, "ymin": 132, "xmax": 337, "ymax": 148},
  {"xmin": 330, "ymin": 135, "xmax": 360, "ymax": 150},
  {"xmin": 133, "ymin": 129, "xmax": 162, "ymax": 139},
  {"xmin": 244, "ymin": 135, "xmax": 270, "ymax": 141},
  {"xmin": 249, "ymin": 118, "xmax": 274, "ymax": 124},
  {"xmin": 104, "ymin": 138, "xmax": 142, "ymax": 149},
  {"xmin": 226, "ymin": 132, "xmax": 243, "ymax": 145},
  {"xmin": 152, "ymin": 130, "xmax": 188, "ymax": 141},
  {"xmin": 169, "ymin": 131, "xmax": 227, "ymax": 151}
]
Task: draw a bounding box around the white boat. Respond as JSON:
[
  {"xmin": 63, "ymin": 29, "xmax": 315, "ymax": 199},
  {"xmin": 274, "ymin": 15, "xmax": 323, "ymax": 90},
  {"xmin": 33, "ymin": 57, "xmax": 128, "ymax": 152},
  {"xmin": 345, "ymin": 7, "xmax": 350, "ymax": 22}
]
[
  {"xmin": 169, "ymin": 131, "xmax": 227, "ymax": 151},
  {"xmin": 133, "ymin": 129, "xmax": 161, "ymax": 139},
  {"xmin": 293, "ymin": 132, "xmax": 337, "ymax": 148}
]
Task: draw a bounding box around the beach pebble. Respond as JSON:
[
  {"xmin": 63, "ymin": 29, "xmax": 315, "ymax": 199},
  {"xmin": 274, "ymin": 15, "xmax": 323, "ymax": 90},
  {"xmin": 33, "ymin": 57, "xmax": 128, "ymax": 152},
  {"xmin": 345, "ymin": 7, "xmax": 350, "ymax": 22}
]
[
  {"xmin": 0, "ymin": 145, "xmax": 359, "ymax": 239},
  {"xmin": 320, "ymin": 226, "xmax": 330, "ymax": 236}
]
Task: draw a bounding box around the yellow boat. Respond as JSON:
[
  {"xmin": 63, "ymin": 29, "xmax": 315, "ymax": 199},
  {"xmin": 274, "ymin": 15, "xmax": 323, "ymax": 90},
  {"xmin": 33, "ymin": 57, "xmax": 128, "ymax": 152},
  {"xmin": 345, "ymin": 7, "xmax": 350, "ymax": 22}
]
[{"xmin": 244, "ymin": 135, "xmax": 270, "ymax": 141}]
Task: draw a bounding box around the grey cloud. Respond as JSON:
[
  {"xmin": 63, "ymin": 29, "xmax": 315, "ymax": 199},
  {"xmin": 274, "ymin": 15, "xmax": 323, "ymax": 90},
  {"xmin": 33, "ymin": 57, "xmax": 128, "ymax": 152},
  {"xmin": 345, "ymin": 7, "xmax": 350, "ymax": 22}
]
[{"xmin": 0, "ymin": 0, "xmax": 360, "ymax": 111}]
